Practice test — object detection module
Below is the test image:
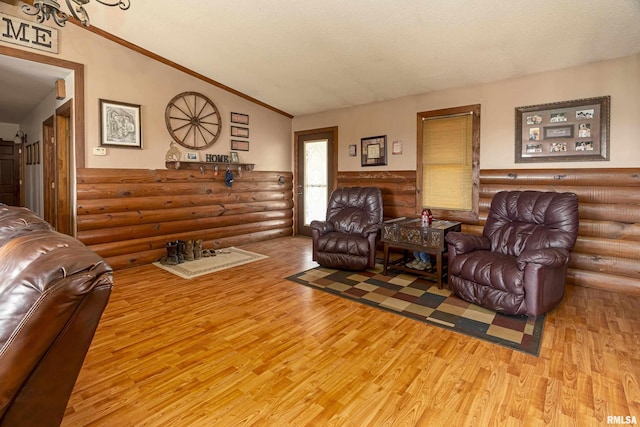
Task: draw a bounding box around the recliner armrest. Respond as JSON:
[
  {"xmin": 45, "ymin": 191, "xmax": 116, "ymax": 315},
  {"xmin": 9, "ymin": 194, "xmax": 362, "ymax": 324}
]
[
  {"xmin": 446, "ymin": 232, "xmax": 491, "ymax": 254},
  {"xmin": 361, "ymin": 223, "xmax": 381, "ymax": 238},
  {"xmin": 517, "ymin": 248, "xmax": 571, "ymax": 270},
  {"xmin": 310, "ymin": 220, "xmax": 334, "ymax": 235}
]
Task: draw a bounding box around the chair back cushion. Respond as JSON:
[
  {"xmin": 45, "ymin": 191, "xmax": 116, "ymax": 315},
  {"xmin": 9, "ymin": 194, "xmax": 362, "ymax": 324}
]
[
  {"xmin": 483, "ymin": 191, "xmax": 579, "ymax": 256},
  {"xmin": 326, "ymin": 187, "xmax": 383, "ymax": 234}
]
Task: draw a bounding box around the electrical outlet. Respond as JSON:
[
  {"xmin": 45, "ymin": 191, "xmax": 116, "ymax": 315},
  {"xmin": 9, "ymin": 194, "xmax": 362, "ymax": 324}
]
[{"xmin": 93, "ymin": 147, "xmax": 107, "ymax": 156}]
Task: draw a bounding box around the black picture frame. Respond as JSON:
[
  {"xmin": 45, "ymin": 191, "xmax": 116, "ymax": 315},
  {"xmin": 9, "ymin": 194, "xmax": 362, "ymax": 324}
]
[
  {"xmin": 231, "ymin": 140, "xmax": 250, "ymax": 151},
  {"xmin": 515, "ymin": 96, "xmax": 610, "ymax": 162},
  {"xmin": 231, "ymin": 126, "xmax": 249, "ymax": 138},
  {"xmin": 230, "ymin": 112, "xmax": 249, "ymax": 125},
  {"xmin": 99, "ymin": 99, "xmax": 142, "ymax": 148},
  {"xmin": 361, "ymin": 135, "xmax": 387, "ymax": 167}
]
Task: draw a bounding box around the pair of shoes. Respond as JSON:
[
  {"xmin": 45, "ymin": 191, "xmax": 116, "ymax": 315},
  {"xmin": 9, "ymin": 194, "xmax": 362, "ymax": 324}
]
[
  {"xmin": 202, "ymin": 249, "xmax": 216, "ymax": 257},
  {"xmin": 406, "ymin": 259, "xmax": 420, "ymax": 269},
  {"xmin": 414, "ymin": 261, "xmax": 428, "ymax": 270}
]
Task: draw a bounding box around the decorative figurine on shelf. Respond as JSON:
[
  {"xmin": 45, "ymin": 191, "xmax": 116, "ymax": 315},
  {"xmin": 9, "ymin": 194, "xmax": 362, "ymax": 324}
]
[{"xmin": 165, "ymin": 141, "xmax": 182, "ymax": 162}]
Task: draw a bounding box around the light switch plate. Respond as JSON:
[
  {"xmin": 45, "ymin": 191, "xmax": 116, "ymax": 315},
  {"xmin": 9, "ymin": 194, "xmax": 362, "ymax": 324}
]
[{"xmin": 93, "ymin": 147, "xmax": 107, "ymax": 156}]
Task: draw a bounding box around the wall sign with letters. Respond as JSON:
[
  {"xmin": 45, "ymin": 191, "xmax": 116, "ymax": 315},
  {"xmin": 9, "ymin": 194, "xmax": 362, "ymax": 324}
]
[{"xmin": 1, "ymin": 13, "xmax": 58, "ymax": 54}]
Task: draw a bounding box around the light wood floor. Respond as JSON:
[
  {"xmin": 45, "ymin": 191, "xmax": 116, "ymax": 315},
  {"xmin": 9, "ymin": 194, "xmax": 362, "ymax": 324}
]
[{"xmin": 63, "ymin": 237, "xmax": 640, "ymax": 426}]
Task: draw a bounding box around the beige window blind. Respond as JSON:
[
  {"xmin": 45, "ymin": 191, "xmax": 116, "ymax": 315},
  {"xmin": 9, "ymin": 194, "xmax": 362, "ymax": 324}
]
[{"xmin": 421, "ymin": 112, "xmax": 472, "ymax": 210}]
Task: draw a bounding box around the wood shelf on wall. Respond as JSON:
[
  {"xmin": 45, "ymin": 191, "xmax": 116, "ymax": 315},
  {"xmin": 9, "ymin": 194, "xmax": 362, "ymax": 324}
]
[{"xmin": 165, "ymin": 161, "xmax": 255, "ymax": 173}]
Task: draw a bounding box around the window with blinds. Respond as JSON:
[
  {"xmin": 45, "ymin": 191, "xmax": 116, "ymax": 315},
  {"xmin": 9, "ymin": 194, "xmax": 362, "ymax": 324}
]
[{"xmin": 417, "ymin": 105, "xmax": 480, "ymax": 215}]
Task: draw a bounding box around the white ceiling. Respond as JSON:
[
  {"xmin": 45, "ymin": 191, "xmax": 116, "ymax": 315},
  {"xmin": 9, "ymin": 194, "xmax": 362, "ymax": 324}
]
[
  {"xmin": 0, "ymin": 55, "xmax": 71, "ymax": 122},
  {"xmin": 2, "ymin": 0, "xmax": 640, "ymax": 121}
]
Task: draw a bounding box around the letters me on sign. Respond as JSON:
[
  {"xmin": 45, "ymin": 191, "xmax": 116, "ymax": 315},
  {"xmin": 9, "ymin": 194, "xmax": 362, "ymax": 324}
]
[{"xmin": 1, "ymin": 13, "xmax": 59, "ymax": 54}]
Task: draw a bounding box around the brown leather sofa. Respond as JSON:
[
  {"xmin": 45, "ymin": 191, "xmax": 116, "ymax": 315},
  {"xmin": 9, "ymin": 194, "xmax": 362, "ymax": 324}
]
[
  {"xmin": 311, "ymin": 187, "xmax": 383, "ymax": 270},
  {"xmin": 445, "ymin": 191, "xmax": 579, "ymax": 316},
  {"xmin": 0, "ymin": 205, "xmax": 113, "ymax": 427}
]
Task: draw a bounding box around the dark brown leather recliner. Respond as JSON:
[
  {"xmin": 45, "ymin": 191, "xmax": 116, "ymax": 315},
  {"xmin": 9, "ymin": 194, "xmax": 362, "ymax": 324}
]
[
  {"xmin": 445, "ymin": 191, "xmax": 579, "ymax": 316},
  {"xmin": 0, "ymin": 205, "xmax": 113, "ymax": 427},
  {"xmin": 311, "ymin": 187, "xmax": 383, "ymax": 271}
]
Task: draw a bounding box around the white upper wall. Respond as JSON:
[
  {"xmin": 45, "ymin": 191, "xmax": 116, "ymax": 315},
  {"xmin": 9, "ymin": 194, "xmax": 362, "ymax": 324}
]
[
  {"xmin": 0, "ymin": 2, "xmax": 293, "ymax": 172},
  {"xmin": 293, "ymin": 53, "xmax": 640, "ymax": 171},
  {"xmin": 2, "ymin": 1, "xmax": 638, "ymax": 175}
]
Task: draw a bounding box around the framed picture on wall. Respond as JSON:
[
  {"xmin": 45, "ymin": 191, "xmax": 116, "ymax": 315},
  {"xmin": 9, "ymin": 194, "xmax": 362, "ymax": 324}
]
[
  {"xmin": 231, "ymin": 126, "xmax": 249, "ymax": 138},
  {"xmin": 361, "ymin": 135, "xmax": 387, "ymax": 166},
  {"xmin": 231, "ymin": 139, "xmax": 250, "ymax": 151},
  {"xmin": 230, "ymin": 112, "xmax": 249, "ymax": 125},
  {"xmin": 99, "ymin": 99, "xmax": 142, "ymax": 148},
  {"xmin": 515, "ymin": 96, "xmax": 609, "ymax": 162}
]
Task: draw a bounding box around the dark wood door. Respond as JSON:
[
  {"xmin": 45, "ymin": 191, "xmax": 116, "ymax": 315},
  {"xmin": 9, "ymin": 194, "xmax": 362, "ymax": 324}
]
[{"xmin": 0, "ymin": 139, "xmax": 20, "ymax": 206}]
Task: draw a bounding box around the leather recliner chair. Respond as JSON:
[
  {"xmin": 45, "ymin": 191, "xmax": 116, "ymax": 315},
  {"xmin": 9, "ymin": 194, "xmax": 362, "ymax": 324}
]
[
  {"xmin": 445, "ymin": 191, "xmax": 579, "ymax": 316},
  {"xmin": 0, "ymin": 205, "xmax": 113, "ymax": 427},
  {"xmin": 311, "ymin": 187, "xmax": 383, "ymax": 271}
]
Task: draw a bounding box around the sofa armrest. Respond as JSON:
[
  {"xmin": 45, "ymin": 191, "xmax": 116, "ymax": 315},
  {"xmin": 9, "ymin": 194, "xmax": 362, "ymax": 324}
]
[
  {"xmin": 517, "ymin": 248, "xmax": 571, "ymax": 270},
  {"xmin": 445, "ymin": 232, "xmax": 491, "ymax": 255},
  {"xmin": 310, "ymin": 220, "xmax": 334, "ymax": 235}
]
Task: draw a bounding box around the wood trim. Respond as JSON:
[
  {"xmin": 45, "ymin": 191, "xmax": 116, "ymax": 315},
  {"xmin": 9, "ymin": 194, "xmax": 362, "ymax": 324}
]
[
  {"xmin": 76, "ymin": 23, "xmax": 293, "ymax": 119},
  {"xmin": 55, "ymin": 100, "xmax": 73, "ymax": 235}
]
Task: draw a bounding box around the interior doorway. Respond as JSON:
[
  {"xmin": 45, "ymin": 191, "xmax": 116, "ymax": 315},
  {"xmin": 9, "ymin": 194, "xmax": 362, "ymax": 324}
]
[
  {"xmin": 0, "ymin": 45, "xmax": 85, "ymax": 236},
  {"xmin": 294, "ymin": 127, "xmax": 338, "ymax": 237},
  {"xmin": 0, "ymin": 139, "xmax": 20, "ymax": 205}
]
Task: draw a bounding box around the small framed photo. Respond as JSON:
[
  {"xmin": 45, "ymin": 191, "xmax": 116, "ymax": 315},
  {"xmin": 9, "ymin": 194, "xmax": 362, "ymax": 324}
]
[
  {"xmin": 230, "ymin": 151, "xmax": 240, "ymax": 163},
  {"xmin": 231, "ymin": 126, "xmax": 249, "ymax": 138},
  {"xmin": 348, "ymin": 144, "xmax": 357, "ymax": 157},
  {"xmin": 230, "ymin": 112, "xmax": 249, "ymax": 125},
  {"xmin": 392, "ymin": 140, "xmax": 403, "ymax": 155},
  {"xmin": 231, "ymin": 140, "xmax": 250, "ymax": 151},
  {"xmin": 183, "ymin": 150, "xmax": 200, "ymax": 161},
  {"xmin": 99, "ymin": 99, "xmax": 142, "ymax": 148}
]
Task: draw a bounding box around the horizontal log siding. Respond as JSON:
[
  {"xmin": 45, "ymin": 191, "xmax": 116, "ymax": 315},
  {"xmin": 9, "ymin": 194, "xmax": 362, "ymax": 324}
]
[
  {"xmin": 77, "ymin": 168, "xmax": 293, "ymax": 270},
  {"xmin": 338, "ymin": 168, "xmax": 640, "ymax": 295},
  {"xmin": 336, "ymin": 171, "xmax": 417, "ymax": 219}
]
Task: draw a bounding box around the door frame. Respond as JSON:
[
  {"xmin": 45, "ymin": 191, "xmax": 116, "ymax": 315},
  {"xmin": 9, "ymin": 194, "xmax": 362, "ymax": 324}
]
[
  {"xmin": 293, "ymin": 126, "xmax": 338, "ymax": 236},
  {"xmin": 0, "ymin": 45, "xmax": 85, "ymax": 235}
]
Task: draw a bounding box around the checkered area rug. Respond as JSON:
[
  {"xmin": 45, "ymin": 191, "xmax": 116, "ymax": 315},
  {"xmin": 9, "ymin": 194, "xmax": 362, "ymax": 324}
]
[{"xmin": 286, "ymin": 264, "xmax": 544, "ymax": 356}]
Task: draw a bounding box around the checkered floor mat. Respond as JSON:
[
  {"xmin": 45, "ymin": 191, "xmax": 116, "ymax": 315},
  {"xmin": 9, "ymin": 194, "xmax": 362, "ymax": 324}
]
[{"xmin": 286, "ymin": 264, "xmax": 544, "ymax": 356}]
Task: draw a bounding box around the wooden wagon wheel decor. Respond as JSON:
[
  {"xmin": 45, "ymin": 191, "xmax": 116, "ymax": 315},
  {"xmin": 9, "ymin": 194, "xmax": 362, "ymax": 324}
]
[{"xmin": 165, "ymin": 91, "xmax": 222, "ymax": 150}]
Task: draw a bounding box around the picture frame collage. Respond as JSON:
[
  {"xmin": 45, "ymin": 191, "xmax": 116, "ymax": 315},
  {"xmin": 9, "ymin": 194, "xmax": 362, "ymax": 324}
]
[
  {"xmin": 25, "ymin": 141, "xmax": 40, "ymax": 165},
  {"xmin": 230, "ymin": 112, "xmax": 249, "ymax": 155},
  {"xmin": 515, "ymin": 96, "xmax": 610, "ymax": 163}
]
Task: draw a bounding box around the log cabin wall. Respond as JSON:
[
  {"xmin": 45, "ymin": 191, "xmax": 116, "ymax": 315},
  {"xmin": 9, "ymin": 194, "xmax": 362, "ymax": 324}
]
[
  {"xmin": 338, "ymin": 168, "xmax": 640, "ymax": 295},
  {"xmin": 76, "ymin": 168, "xmax": 293, "ymax": 270},
  {"xmin": 337, "ymin": 171, "xmax": 418, "ymax": 219}
]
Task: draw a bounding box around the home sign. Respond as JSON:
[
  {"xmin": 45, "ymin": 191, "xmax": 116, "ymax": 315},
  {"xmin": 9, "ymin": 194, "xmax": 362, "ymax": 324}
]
[{"xmin": 1, "ymin": 13, "xmax": 58, "ymax": 54}]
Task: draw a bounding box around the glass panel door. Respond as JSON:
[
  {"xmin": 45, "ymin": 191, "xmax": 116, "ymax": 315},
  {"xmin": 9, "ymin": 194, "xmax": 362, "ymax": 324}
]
[{"xmin": 304, "ymin": 139, "xmax": 328, "ymax": 226}]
